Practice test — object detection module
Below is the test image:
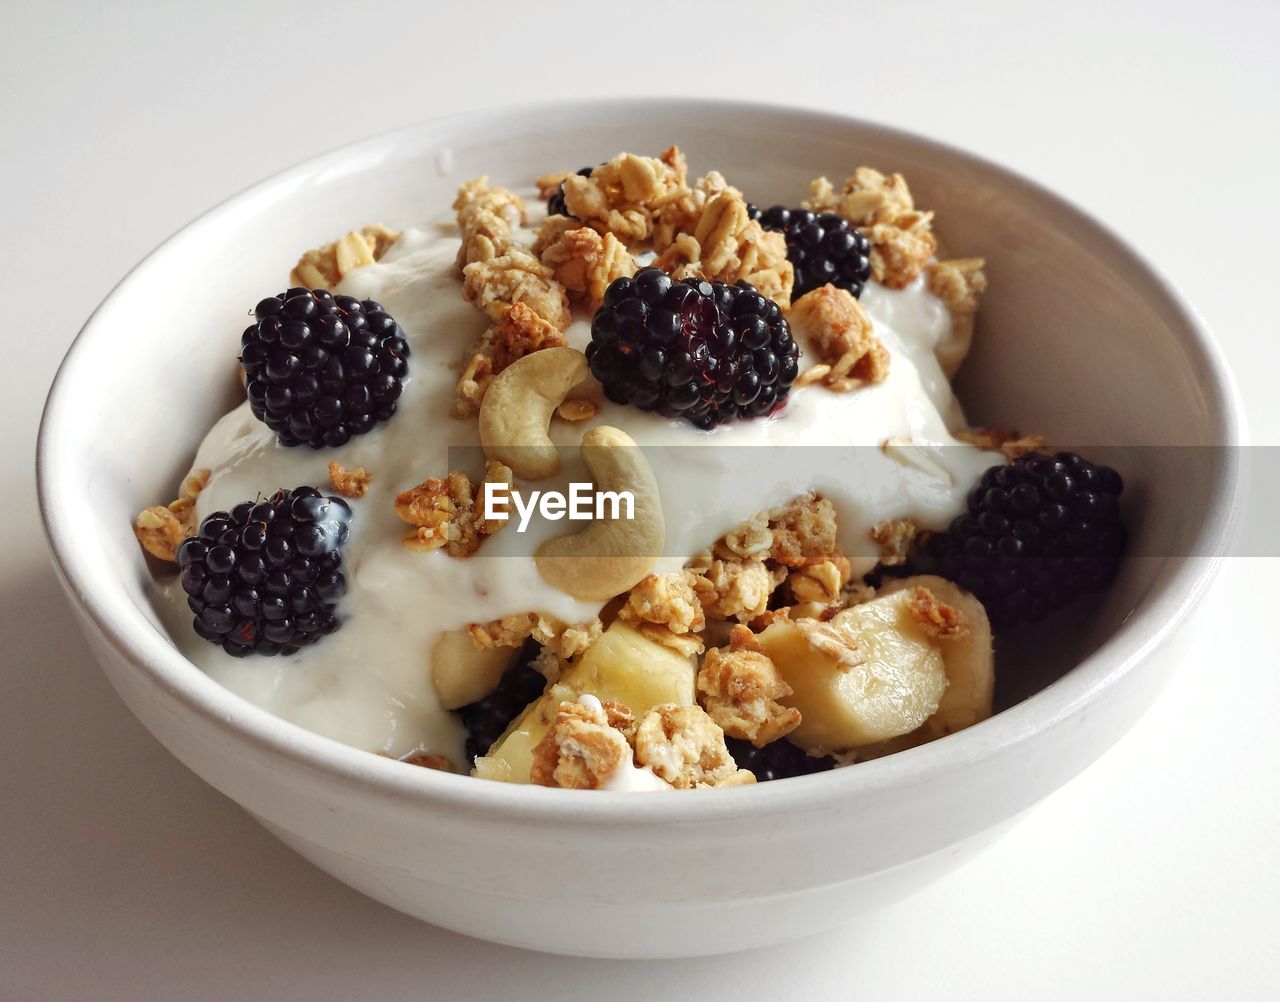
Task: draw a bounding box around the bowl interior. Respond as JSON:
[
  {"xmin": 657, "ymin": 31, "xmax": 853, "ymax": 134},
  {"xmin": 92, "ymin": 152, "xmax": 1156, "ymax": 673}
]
[{"xmin": 40, "ymin": 100, "xmax": 1239, "ymax": 778}]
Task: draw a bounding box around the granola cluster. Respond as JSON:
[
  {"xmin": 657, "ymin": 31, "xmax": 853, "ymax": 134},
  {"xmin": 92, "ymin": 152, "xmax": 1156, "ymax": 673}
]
[
  {"xmin": 450, "ymin": 177, "xmax": 579, "ymax": 411},
  {"xmin": 456, "ymin": 150, "xmax": 984, "ymax": 417},
  {"xmin": 291, "ymin": 225, "xmax": 400, "ymax": 289},
  {"xmin": 870, "ymin": 518, "xmax": 918, "ymax": 567},
  {"xmin": 466, "ymin": 612, "xmax": 603, "ymax": 662},
  {"xmin": 805, "ymin": 167, "xmax": 938, "ymax": 288},
  {"xmin": 327, "ymin": 461, "xmax": 372, "ymax": 499},
  {"xmin": 453, "ymin": 177, "xmax": 526, "ymax": 273},
  {"xmin": 538, "ymin": 225, "xmax": 638, "ymax": 311},
  {"xmin": 927, "ymin": 257, "xmax": 988, "ymax": 377},
  {"xmin": 787, "ymin": 286, "xmax": 891, "ymax": 392},
  {"xmin": 454, "ymin": 302, "xmax": 566, "ymax": 416},
  {"xmin": 393, "ymin": 459, "xmax": 512, "ymax": 557},
  {"xmin": 557, "ymin": 149, "xmax": 690, "ymax": 247},
  {"xmin": 651, "ymin": 168, "xmax": 738, "ymax": 252},
  {"xmin": 904, "ymin": 586, "xmax": 968, "ymax": 640},
  {"xmin": 530, "ymin": 698, "xmax": 636, "ymax": 789},
  {"xmin": 530, "ymin": 697, "xmax": 755, "ymax": 790},
  {"xmin": 460, "ymin": 251, "xmax": 572, "ymax": 332},
  {"xmin": 686, "ymin": 493, "xmax": 846, "ymax": 628},
  {"xmin": 616, "ymin": 571, "xmax": 707, "ymax": 657},
  {"xmin": 653, "ymin": 190, "xmax": 795, "ymax": 307},
  {"xmin": 633, "ymin": 704, "xmax": 756, "ymax": 788},
  {"xmin": 696, "ymin": 626, "xmax": 801, "ymax": 747},
  {"xmin": 133, "ymin": 467, "xmax": 210, "ymax": 562}
]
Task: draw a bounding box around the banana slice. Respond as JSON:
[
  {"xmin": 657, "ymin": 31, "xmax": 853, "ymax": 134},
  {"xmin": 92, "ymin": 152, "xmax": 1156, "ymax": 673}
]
[
  {"xmin": 473, "ymin": 621, "xmax": 696, "ymax": 783},
  {"xmin": 758, "ymin": 590, "xmax": 947, "ymax": 755},
  {"xmin": 878, "ymin": 575, "xmax": 994, "ymax": 739},
  {"xmin": 431, "ymin": 630, "xmax": 520, "ymax": 710}
]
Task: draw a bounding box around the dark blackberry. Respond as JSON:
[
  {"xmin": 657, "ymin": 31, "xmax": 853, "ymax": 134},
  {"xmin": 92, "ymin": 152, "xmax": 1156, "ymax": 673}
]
[
  {"xmin": 240, "ymin": 288, "xmax": 409, "ymax": 449},
  {"xmin": 459, "ymin": 641, "xmax": 547, "ymax": 761},
  {"xmin": 725, "ymin": 737, "xmax": 836, "ymax": 782},
  {"xmin": 546, "ymin": 166, "xmax": 594, "ymax": 218},
  {"xmin": 747, "ymin": 204, "xmax": 872, "ymax": 299},
  {"xmin": 932, "ymin": 451, "xmax": 1126, "ymax": 625},
  {"xmin": 176, "ymin": 486, "xmax": 350, "ymax": 657},
  {"xmin": 585, "ymin": 267, "xmax": 801, "ymax": 429}
]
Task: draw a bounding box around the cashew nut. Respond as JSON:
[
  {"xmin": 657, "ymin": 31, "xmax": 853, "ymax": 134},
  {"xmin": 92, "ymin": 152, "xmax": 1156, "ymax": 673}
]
[
  {"xmin": 535, "ymin": 425, "xmax": 665, "ymax": 601},
  {"xmin": 431, "ymin": 630, "xmax": 520, "ymax": 710},
  {"xmin": 478, "ymin": 346, "xmax": 588, "ymax": 480}
]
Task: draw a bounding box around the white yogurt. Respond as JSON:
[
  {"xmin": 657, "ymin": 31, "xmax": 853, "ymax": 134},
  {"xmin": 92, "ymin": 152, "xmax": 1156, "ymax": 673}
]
[{"xmin": 155, "ymin": 212, "xmax": 994, "ymax": 763}]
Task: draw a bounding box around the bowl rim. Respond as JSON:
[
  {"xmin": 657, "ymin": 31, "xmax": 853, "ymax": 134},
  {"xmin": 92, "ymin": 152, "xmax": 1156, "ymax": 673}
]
[{"xmin": 37, "ymin": 97, "xmax": 1247, "ymax": 824}]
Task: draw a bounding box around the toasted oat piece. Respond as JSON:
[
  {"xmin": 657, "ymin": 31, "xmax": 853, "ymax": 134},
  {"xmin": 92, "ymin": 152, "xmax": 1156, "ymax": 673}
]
[
  {"xmin": 453, "ymin": 177, "xmax": 526, "ymax": 273},
  {"xmin": 539, "ymin": 226, "xmax": 638, "ymax": 310},
  {"xmin": 561, "ymin": 150, "xmax": 690, "ymax": 247},
  {"xmin": 905, "ymin": 586, "xmax": 969, "ymax": 640},
  {"xmin": 719, "ymin": 512, "xmax": 775, "ymax": 560},
  {"xmin": 806, "ymin": 168, "xmax": 916, "ymax": 226},
  {"xmin": 787, "ymin": 556, "xmax": 852, "ymax": 605},
  {"xmin": 291, "ymin": 225, "xmax": 400, "ymax": 289},
  {"xmin": 927, "ymin": 257, "xmax": 986, "ymax": 313},
  {"xmin": 652, "ymin": 190, "xmax": 795, "ymax": 307},
  {"xmin": 870, "ymin": 519, "xmax": 917, "ymax": 567},
  {"xmin": 617, "ymin": 571, "xmax": 708, "ymax": 657},
  {"xmin": 767, "ymin": 494, "xmax": 840, "ymax": 568},
  {"xmin": 651, "ymin": 169, "xmax": 739, "ymax": 252},
  {"xmin": 805, "ymin": 167, "xmax": 937, "ymax": 289},
  {"xmin": 530, "ymin": 699, "xmax": 637, "ymax": 789},
  {"xmin": 683, "ymin": 493, "xmax": 851, "ymax": 628},
  {"xmin": 554, "ymin": 398, "xmax": 598, "ymax": 423},
  {"xmin": 688, "ymin": 553, "xmax": 784, "ymax": 624},
  {"xmin": 697, "ymin": 626, "xmax": 801, "ymax": 747},
  {"xmin": 393, "ymin": 460, "xmax": 512, "ymax": 557},
  {"xmin": 531, "ymin": 212, "xmax": 583, "ymax": 257},
  {"xmin": 787, "ymin": 286, "xmax": 891, "ymax": 393},
  {"xmin": 454, "ymin": 302, "xmax": 567, "ymax": 417},
  {"xmin": 955, "ymin": 427, "xmax": 1047, "ymax": 461},
  {"xmin": 133, "ymin": 468, "xmax": 211, "ymax": 562},
  {"xmin": 327, "ymin": 461, "xmax": 371, "ymax": 499},
  {"xmin": 535, "ymin": 170, "xmax": 573, "ymax": 201},
  {"xmin": 466, "ymin": 613, "xmax": 602, "ymax": 663},
  {"xmin": 865, "ymin": 221, "xmax": 938, "ymax": 290},
  {"xmin": 926, "ymin": 257, "xmax": 987, "ymax": 377},
  {"xmin": 461, "ymin": 251, "xmax": 572, "ymax": 332},
  {"xmin": 633, "ymin": 704, "xmax": 756, "ymax": 789},
  {"xmin": 619, "ymin": 572, "xmax": 706, "ymax": 635}
]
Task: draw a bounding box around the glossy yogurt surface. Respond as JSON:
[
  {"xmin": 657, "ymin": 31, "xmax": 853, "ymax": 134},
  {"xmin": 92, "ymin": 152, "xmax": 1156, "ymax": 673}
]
[{"xmin": 155, "ymin": 210, "xmax": 994, "ymax": 762}]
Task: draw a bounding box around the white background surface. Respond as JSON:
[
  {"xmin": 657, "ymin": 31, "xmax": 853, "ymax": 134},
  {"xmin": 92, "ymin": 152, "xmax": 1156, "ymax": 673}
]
[{"xmin": 3, "ymin": 0, "xmax": 1278, "ymax": 998}]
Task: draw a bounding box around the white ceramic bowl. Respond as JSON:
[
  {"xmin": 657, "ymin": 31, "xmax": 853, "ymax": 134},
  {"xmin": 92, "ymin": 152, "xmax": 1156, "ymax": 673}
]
[{"xmin": 38, "ymin": 100, "xmax": 1243, "ymax": 958}]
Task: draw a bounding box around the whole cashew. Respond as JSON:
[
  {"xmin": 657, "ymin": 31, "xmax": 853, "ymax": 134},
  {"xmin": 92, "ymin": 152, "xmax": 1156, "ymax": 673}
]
[
  {"xmin": 431, "ymin": 630, "xmax": 520, "ymax": 710},
  {"xmin": 535, "ymin": 425, "xmax": 665, "ymax": 601},
  {"xmin": 479, "ymin": 347, "xmax": 588, "ymax": 480}
]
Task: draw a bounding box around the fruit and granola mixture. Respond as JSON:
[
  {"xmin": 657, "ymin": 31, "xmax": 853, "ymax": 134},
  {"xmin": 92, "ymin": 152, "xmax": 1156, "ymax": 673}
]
[{"xmin": 135, "ymin": 147, "xmax": 1126, "ymax": 789}]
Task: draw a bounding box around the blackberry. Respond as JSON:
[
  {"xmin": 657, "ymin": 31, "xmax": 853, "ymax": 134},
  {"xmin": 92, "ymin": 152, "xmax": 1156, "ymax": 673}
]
[
  {"xmin": 724, "ymin": 737, "xmax": 835, "ymax": 783},
  {"xmin": 546, "ymin": 166, "xmax": 594, "ymax": 218},
  {"xmin": 240, "ymin": 288, "xmax": 409, "ymax": 449},
  {"xmin": 459, "ymin": 641, "xmax": 547, "ymax": 761},
  {"xmin": 585, "ymin": 267, "xmax": 801, "ymax": 429},
  {"xmin": 932, "ymin": 451, "xmax": 1126, "ymax": 626},
  {"xmin": 176, "ymin": 486, "xmax": 350, "ymax": 658},
  {"xmin": 748, "ymin": 204, "xmax": 872, "ymax": 300}
]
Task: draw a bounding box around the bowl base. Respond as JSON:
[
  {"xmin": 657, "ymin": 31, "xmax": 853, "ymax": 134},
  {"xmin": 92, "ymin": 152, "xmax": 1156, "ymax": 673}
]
[{"xmin": 258, "ymin": 814, "xmax": 1018, "ymax": 958}]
